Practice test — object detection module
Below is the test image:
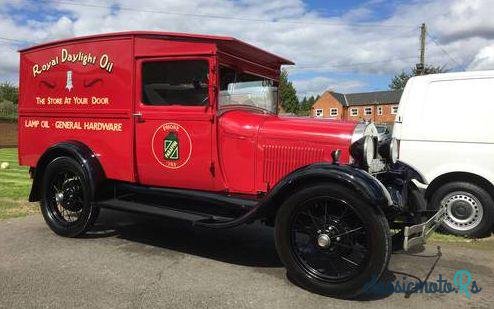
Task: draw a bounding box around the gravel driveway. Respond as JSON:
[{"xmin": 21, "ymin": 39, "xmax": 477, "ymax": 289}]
[{"xmin": 0, "ymin": 209, "xmax": 492, "ymax": 308}]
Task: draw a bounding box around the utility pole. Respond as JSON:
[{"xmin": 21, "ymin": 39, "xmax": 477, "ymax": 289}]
[{"xmin": 417, "ymin": 23, "xmax": 426, "ymax": 75}]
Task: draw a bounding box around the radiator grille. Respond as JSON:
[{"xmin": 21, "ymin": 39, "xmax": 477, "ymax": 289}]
[{"xmin": 262, "ymin": 144, "xmax": 325, "ymax": 185}]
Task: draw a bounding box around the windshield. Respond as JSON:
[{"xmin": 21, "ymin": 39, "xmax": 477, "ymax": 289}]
[
  {"xmin": 376, "ymin": 126, "xmax": 389, "ymax": 134},
  {"xmin": 219, "ymin": 66, "xmax": 278, "ymax": 113}
]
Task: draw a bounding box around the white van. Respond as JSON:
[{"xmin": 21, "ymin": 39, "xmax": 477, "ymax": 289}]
[{"xmin": 393, "ymin": 70, "xmax": 494, "ymax": 237}]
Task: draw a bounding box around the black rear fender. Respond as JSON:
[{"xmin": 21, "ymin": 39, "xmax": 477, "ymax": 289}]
[{"xmin": 29, "ymin": 141, "xmax": 105, "ymax": 202}]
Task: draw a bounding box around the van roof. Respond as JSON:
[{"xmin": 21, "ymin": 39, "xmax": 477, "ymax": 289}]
[
  {"xmin": 409, "ymin": 70, "xmax": 494, "ymax": 83},
  {"xmin": 19, "ymin": 31, "xmax": 294, "ymax": 66}
]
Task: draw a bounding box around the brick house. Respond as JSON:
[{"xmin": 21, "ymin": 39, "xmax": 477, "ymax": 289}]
[{"xmin": 310, "ymin": 90, "xmax": 402, "ymax": 124}]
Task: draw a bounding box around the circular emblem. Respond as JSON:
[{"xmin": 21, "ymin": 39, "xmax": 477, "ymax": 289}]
[{"xmin": 151, "ymin": 122, "xmax": 192, "ymax": 169}]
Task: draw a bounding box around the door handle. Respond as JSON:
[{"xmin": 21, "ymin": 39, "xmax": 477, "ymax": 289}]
[{"xmin": 132, "ymin": 112, "xmax": 145, "ymax": 123}]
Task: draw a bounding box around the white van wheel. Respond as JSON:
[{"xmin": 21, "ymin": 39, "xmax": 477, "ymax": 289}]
[
  {"xmin": 431, "ymin": 181, "xmax": 494, "ymax": 237},
  {"xmin": 441, "ymin": 192, "xmax": 483, "ymax": 231}
]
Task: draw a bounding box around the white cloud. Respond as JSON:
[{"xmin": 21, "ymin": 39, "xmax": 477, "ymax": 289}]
[
  {"xmin": 294, "ymin": 76, "xmax": 365, "ymax": 98},
  {"xmin": 1, "ymin": 0, "xmax": 494, "ymax": 91},
  {"xmin": 467, "ymin": 44, "xmax": 494, "ymax": 70}
]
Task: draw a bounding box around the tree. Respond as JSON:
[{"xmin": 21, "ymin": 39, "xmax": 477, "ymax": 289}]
[
  {"xmin": 389, "ymin": 65, "xmax": 447, "ymax": 90},
  {"xmin": 279, "ymin": 69, "xmax": 299, "ymax": 113},
  {"xmin": 294, "ymin": 95, "xmax": 321, "ymax": 116},
  {"xmin": 297, "ymin": 96, "xmax": 313, "ymax": 116},
  {"xmin": 0, "ymin": 82, "xmax": 19, "ymax": 105}
]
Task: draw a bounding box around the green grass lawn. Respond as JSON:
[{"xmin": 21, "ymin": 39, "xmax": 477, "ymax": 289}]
[{"xmin": 0, "ymin": 148, "xmax": 38, "ymax": 219}]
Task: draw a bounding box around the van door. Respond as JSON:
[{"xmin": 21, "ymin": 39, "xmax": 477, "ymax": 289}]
[{"xmin": 134, "ymin": 57, "xmax": 215, "ymax": 190}]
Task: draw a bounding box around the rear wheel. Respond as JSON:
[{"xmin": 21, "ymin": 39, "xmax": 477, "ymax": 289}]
[
  {"xmin": 275, "ymin": 184, "xmax": 391, "ymax": 298},
  {"xmin": 40, "ymin": 156, "xmax": 99, "ymax": 237},
  {"xmin": 431, "ymin": 182, "xmax": 494, "ymax": 237}
]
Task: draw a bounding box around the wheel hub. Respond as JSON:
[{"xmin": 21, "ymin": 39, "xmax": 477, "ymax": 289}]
[
  {"xmin": 450, "ymin": 201, "xmax": 472, "ymax": 220},
  {"xmin": 317, "ymin": 234, "xmax": 331, "ymax": 248},
  {"xmin": 442, "ymin": 192, "xmax": 483, "ymax": 231},
  {"xmin": 55, "ymin": 192, "xmax": 64, "ymax": 205},
  {"xmin": 52, "ymin": 176, "xmax": 84, "ymax": 215}
]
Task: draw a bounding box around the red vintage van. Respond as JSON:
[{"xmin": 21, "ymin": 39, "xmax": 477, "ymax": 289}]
[{"xmin": 18, "ymin": 31, "xmax": 444, "ymax": 298}]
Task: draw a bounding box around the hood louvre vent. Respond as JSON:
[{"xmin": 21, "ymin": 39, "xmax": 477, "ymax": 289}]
[{"xmin": 262, "ymin": 144, "xmax": 325, "ymax": 186}]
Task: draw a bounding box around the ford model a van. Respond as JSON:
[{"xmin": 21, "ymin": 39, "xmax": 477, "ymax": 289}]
[
  {"xmin": 18, "ymin": 32, "xmax": 444, "ymax": 298},
  {"xmin": 393, "ymin": 71, "xmax": 494, "ymax": 237}
]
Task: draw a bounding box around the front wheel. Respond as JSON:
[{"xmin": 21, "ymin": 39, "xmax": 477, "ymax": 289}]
[
  {"xmin": 40, "ymin": 156, "xmax": 99, "ymax": 237},
  {"xmin": 275, "ymin": 184, "xmax": 391, "ymax": 299}
]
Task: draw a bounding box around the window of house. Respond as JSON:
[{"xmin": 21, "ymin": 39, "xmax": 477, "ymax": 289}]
[
  {"xmin": 315, "ymin": 109, "xmax": 323, "ymax": 118},
  {"xmin": 350, "ymin": 108, "xmax": 358, "ymax": 116},
  {"xmin": 142, "ymin": 60, "xmax": 209, "ymax": 106},
  {"xmin": 330, "ymin": 108, "xmax": 338, "ymax": 117},
  {"xmin": 364, "ymin": 107, "xmax": 372, "ymax": 115},
  {"xmin": 391, "ymin": 106, "xmax": 399, "ymax": 114},
  {"xmin": 377, "ymin": 106, "xmax": 383, "ymax": 115}
]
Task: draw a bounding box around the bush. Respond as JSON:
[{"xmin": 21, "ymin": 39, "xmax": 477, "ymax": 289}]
[{"xmin": 0, "ymin": 100, "xmax": 18, "ymax": 121}]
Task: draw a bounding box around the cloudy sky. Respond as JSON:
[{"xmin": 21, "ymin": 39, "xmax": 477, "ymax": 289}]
[{"xmin": 1, "ymin": 0, "xmax": 494, "ymax": 97}]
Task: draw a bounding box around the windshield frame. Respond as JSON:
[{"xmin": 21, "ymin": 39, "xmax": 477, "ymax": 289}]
[{"xmin": 217, "ymin": 55, "xmax": 280, "ymax": 115}]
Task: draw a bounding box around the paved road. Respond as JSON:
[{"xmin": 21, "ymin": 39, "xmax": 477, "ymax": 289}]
[{"xmin": 0, "ymin": 209, "xmax": 493, "ymax": 308}]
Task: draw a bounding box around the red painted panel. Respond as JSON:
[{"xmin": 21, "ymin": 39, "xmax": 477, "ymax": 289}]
[
  {"xmin": 218, "ymin": 110, "xmax": 266, "ymax": 194},
  {"xmin": 134, "ymin": 37, "xmax": 216, "ymax": 58},
  {"xmin": 133, "ymin": 56, "xmax": 216, "ymax": 191},
  {"xmin": 217, "ymin": 110, "xmax": 357, "ymax": 194},
  {"xmin": 255, "ymin": 116, "xmax": 356, "ymax": 192},
  {"xmin": 262, "ymin": 144, "xmax": 325, "ymax": 185},
  {"xmin": 18, "ymin": 37, "xmax": 135, "ymax": 181}
]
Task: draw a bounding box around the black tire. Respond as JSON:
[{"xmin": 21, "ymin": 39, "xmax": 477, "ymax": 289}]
[
  {"xmin": 275, "ymin": 183, "xmax": 391, "ymax": 299},
  {"xmin": 431, "ymin": 181, "xmax": 494, "ymax": 238},
  {"xmin": 40, "ymin": 156, "xmax": 99, "ymax": 237}
]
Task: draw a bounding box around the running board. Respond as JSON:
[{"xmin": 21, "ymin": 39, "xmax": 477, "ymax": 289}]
[
  {"xmin": 97, "ymin": 182, "xmax": 266, "ymax": 228},
  {"xmin": 98, "ymin": 198, "xmax": 235, "ymax": 226}
]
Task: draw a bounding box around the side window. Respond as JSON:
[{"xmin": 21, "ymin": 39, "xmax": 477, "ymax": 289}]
[{"xmin": 142, "ymin": 60, "xmax": 209, "ymax": 106}]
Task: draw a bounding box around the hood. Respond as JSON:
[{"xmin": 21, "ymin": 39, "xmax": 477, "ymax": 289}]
[
  {"xmin": 217, "ymin": 110, "xmax": 376, "ymax": 193},
  {"xmin": 218, "ymin": 110, "xmax": 358, "ymax": 165},
  {"xmin": 260, "ymin": 115, "xmax": 357, "ymax": 146}
]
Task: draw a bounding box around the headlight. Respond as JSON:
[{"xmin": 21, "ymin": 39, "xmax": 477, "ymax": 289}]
[
  {"xmin": 350, "ymin": 122, "xmax": 378, "ymax": 169},
  {"xmin": 390, "ymin": 138, "xmax": 399, "ymax": 164},
  {"xmin": 363, "ymin": 135, "xmax": 375, "ymax": 167}
]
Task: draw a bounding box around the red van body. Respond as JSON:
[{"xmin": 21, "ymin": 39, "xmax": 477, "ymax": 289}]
[{"xmin": 18, "ymin": 31, "xmax": 357, "ymax": 196}]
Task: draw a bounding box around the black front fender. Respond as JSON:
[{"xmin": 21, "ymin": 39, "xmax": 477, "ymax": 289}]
[
  {"xmin": 29, "ymin": 141, "xmax": 105, "ymax": 202},
  {"xmin": 264, "ymin": 163, "xmax": 393, "ymax": 211},
  {"xmin": 195, "ymin": 163, "xmax": 393, "ymax": 229}
]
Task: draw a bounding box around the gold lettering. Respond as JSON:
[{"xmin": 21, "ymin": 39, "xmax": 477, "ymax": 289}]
[
  {"xmin": 33, "ymin": 64, "xmax": 41, "ymax": 77},
  {"xmin": 61, "ymin": 48, "xmax": 68, "ymax": 62}
]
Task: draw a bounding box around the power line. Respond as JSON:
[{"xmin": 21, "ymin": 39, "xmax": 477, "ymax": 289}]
[
  {"xmin": 426, "ymin": 31, "xmax": 462, "ymax": 68},
  {"xmin": 28, "ymin": 0, "xmax": 416, "ymax": 29},
  {"xmin": 286, "ymin": 55, "xmax": 447, "ymax": 71},
  {"xmin": 0, "ymin": 36, "xmax": 36, "ymax": 44},
  {"xmin": 0, "ymin": 34, "xmax": 443, "ymax": 72}
]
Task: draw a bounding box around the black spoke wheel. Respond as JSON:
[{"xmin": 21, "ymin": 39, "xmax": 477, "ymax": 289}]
[
  {"xmin": 290, "ymin": 197, "xmax": 369, "ymax": 282},
  {"xmin": 40, "ymin": 157, "xmax": 99, "ymax": 237},
  {"xmin": 275, "ymin": 184, "xmax": 391, "ymax": 299}
]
